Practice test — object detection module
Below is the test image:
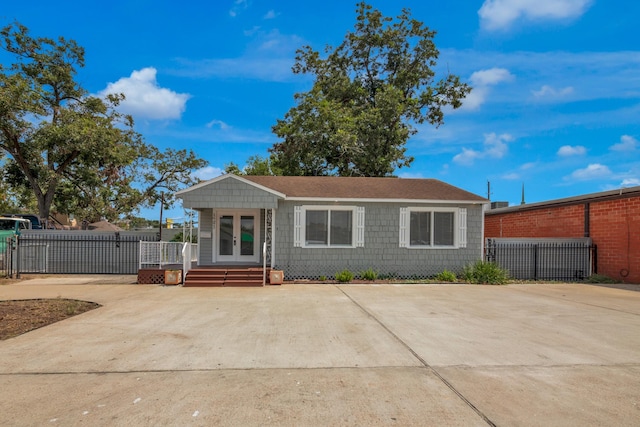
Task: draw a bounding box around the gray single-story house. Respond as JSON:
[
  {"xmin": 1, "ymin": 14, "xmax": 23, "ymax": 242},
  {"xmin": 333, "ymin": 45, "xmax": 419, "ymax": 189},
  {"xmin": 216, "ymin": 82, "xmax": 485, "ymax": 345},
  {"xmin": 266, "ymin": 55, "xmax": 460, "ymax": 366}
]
[{"xmin": 175, "ymin": 174, "xmax": 488, "ymax": 280}]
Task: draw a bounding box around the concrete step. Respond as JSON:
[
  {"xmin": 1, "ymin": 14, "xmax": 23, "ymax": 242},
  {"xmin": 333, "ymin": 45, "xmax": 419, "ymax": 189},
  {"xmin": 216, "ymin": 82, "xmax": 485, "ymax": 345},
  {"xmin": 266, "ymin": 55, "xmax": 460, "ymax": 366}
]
[{"xmin": 183, "ymin": 268, "xmax": 268, "ymax": 287}]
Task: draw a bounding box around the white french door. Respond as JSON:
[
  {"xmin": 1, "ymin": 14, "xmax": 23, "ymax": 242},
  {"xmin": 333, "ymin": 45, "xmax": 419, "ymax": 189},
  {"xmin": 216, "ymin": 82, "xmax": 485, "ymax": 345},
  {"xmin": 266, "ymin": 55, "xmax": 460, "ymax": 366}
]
[{"xmin": 216, "ymin": 210, "xmax": 259, "ymax": 263}]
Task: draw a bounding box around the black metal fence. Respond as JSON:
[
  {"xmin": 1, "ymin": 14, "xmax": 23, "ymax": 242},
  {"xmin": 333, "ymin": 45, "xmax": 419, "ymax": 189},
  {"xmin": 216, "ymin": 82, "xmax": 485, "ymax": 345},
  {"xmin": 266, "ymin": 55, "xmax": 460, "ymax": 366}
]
[
  {"xmin": 2, "ymin": 236, "xmax": 14, "ymax": 278},
  {"xmin": 3, "ymin": 231, "xmax": 159, "ymax": 277},
  {"xmin": 485, "ymin": 238, "xmax": 597, "ymax": 281}
]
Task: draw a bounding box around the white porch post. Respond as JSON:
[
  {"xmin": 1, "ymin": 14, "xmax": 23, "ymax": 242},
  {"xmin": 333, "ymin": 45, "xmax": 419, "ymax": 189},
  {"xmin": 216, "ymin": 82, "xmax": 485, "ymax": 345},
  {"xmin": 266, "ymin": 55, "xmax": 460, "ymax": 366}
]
[{"xmin": 271, "ymin": 208, "xmax": 275, "ymax": 268}]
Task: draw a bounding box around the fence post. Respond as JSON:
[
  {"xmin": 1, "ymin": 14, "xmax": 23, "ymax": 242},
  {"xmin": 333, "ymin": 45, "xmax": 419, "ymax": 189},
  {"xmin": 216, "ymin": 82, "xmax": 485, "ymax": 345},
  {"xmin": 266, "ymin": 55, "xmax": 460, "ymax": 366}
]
[
  {"xmin": 533, "ymin": 244, "xmax": 538, "ymax": 281},
  {"xmin": 15, "ymin": 235, "xmax": 21, "ymax": 279}
]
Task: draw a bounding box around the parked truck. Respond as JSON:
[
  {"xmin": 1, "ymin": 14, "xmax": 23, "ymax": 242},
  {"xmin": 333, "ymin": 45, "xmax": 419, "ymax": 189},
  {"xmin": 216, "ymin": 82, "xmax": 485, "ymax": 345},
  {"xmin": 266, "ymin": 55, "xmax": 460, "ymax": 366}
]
[{"xmin": 0, "ymin": 217, "xmax": 32, "ymax": 269}]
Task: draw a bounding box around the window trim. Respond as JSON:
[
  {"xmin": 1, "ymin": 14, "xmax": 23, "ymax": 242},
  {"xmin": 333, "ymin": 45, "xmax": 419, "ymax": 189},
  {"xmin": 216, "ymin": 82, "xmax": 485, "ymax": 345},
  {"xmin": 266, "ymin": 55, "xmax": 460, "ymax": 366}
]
[
  {"xmin": 297, "ymin": 205, "xmax": 361, "ymax": 249},
  {"xmin": 400, "ymin": 207, "xmax": 462, "ymax": 249}
]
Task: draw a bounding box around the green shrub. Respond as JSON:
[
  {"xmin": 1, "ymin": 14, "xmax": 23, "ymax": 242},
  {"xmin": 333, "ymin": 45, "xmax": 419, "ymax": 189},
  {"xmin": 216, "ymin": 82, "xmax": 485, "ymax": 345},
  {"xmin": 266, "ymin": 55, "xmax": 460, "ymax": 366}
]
[
  {"xmin": 170, "ymin": 231, "xmax": 198, "ymax": 243},
  {"xmin": 319, "ymin": 275, "xmax": 327, "ymax": 281},
  {"xmin": 462, "ymin": 261, "xmax": 509, "ymax": 285},
  {"xmin": 584, "ymin": 274, "xmax": 618, "ymax": 284},
  {"xmin": 435, "ymin": 269, "xmax": 457, "ymax": 282},
  {"xmin": 360, "ymin": 268, "xmax": 378, "ymax": 281},
  {"xmin": 335, "ymin": 269, "xmax": 354, "ymax": 283}
]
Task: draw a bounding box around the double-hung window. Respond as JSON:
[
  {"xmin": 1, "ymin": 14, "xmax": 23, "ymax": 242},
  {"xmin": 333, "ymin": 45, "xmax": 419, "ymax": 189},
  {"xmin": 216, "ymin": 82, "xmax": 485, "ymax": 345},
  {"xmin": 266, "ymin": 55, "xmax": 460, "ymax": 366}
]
[
  {"xmin": 400, "ymin": 207, "xmax": 467, "ymax": 249},
  {"xmin": 294, "ymin": 206, "xmax": 365, "ymax": 248}
]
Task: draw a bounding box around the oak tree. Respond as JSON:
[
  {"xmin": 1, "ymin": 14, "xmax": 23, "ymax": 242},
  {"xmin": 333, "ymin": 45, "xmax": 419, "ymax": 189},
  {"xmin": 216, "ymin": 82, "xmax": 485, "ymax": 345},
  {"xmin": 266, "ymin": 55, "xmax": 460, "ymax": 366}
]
[
  {"xmin": 224, "ymin": 155, "xmax": 281, "ymax": 176},
  {"xmin": 0, "ymin": 23, "xmax": 206, "ymax": 222},
  {"xmin": 271, "ymin": 2, "xmax": 471, "ymax": 176}
]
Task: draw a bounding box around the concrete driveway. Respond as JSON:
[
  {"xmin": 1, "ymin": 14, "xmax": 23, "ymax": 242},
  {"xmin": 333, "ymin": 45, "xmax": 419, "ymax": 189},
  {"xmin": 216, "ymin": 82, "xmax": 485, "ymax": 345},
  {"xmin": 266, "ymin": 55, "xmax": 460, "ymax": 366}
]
[{"xmin": 1, "ymin": 279, "xmax": 639, "ymax": 426}]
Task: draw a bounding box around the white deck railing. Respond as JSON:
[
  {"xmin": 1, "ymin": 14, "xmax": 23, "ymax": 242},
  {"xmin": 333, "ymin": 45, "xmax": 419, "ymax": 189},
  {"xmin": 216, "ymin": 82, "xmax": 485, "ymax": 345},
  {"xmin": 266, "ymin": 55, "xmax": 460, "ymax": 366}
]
[{"xmin": 139, "ymin": 241, "xmax": 197, "ymax": 271}]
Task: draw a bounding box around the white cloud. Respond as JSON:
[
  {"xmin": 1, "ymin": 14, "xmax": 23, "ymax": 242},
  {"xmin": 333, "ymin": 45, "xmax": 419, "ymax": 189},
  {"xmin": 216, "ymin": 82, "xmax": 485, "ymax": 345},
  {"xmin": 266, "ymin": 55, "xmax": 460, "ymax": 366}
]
[
  {"xmin": 453, "ymin": 133, "xmax": 513, "ymax": 165},
  {"xmin": 484, "ymin": 132, "xmax": 511, "ymax": 157},
  {"xmin": 194, "ymin": 166, "xmax": 223, "ymax": 181},
  {"xmin": 501, "ymin": 162, "xmax": 536, "ymax": 181},
  {"xmin": 440, "ymin": 49, "xmax": 640, "ymax": 106},
  {"xmin": 502, "ymin": 172, "xmax": 520, "ymax": 180},
  {"xmin": 172, "ymin": 30, "xmax": 304, "ymax": 82},
  {"xmin": 194, "ymin": 120, "xmax": 273, "ymax": 144},
  {"xmin": 478, "ymin": 0, "xmax": 593, "ymax": 31},
  {"xmin": 206, "ymin": 119, "xmax": 230, "ymax": 130},
  {"xmin": 620, "ymin": 178, "xmax": 640, "ymax": 187},
  {"xmin": 532, "ymin": 85, "xmax": 574, "ymax": 98},
  {"xmin": 243, "ymin": 26, "xmax": 261, "ymax": 36},
  {"xmin": 263, "ymin": 10, "xmax": 279, "ymax": 19},
  {"xmin": 99, "ymin": 68, "xmax": 190, "ymax": 120},
  {"xmin": 610, "ymin": 135, "xmax": 638, "ymax": 152},
  {"xmin": 557, "ymin": 145, "xmax": 586, "ymax": 156},
  {"xmin": 462, "ymin": 68, "xmax": 514, "ymax": 111},
  {"xmin": 470, "ymin": 68, "xmax": 514, "ymax": 86},
  {"xmin": 229, "ymin": 0, "xmax": 248, "ymax": 17},
  {"xmin": 453, "ymin": 148, "xmax": 481, "ymax": 166},
  {"xmin": 459, "ymin": 88, "xmax": 489, "ymax": 111},
  {"xmin": 520, "ymin": 162, "xmax": 536, "ymax": 170},
  {"xmin": 568, "ymin": 163, "xmax": 612, "ymax": 181}
]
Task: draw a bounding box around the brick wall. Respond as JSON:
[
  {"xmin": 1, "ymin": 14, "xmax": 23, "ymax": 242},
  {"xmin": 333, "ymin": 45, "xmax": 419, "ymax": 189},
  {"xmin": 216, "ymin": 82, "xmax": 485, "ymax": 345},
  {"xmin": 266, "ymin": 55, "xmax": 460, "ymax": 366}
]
[
  {"xmin": 485, "ymin": 204, "xmax": 584, "ymax": 238},
  {"xmin": 485, "ymin": 196, "xmax": 640, "ymax": 284},
  {"xmin": 589, "ymin": 198, "xmax": 640, "ymax": 283}
]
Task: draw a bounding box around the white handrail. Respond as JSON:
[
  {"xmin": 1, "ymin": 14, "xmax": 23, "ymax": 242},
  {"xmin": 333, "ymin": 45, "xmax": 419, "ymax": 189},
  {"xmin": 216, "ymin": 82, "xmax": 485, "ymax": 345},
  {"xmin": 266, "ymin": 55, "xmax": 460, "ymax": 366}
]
[
  {"xmin": 182, "ymin": 242, "xmax": 191, "ymax": 277},
  {"xmin": 262, "ymin": 242, "xmax": 267, "ymax": 286}
]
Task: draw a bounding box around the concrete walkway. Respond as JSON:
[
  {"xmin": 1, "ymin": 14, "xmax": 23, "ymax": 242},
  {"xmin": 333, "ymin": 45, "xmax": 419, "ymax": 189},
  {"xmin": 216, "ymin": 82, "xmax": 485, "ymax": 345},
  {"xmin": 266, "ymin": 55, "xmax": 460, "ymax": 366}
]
[{"xmin": 1, "ymin": 278, "xmax": 639, "ymax": 426}]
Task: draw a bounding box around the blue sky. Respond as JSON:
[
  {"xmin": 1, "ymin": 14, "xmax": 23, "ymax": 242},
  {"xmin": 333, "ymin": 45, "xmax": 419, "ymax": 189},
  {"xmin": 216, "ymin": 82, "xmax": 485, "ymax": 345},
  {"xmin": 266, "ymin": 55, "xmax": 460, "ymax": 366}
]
[{"xmin": 2, "ymin": 0, "xmax": 639, "ymax": 221}]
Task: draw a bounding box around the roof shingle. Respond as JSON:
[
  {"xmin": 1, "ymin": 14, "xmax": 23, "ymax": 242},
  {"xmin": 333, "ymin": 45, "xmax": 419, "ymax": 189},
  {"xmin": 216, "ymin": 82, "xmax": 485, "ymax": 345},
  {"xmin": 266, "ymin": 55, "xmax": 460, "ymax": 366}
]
[{"xmin": 242, "ymin": 176, "xmax": 486, "ymax": 202}]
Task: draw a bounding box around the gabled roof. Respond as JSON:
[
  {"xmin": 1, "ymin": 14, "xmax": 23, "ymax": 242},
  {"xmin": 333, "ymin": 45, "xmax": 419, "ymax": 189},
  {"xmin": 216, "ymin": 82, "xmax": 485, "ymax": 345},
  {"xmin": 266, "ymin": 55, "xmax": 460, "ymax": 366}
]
[
  {"xmin": 243, "ymin": 175, "xmax": 486, "ymax": 203},
  {"xmin": 176, "ymin": 174, "xmax": 487, "ymax": 203},
  {"xmin": 175, "ymin": 174, "xmax": 286, "ymax": 198}
]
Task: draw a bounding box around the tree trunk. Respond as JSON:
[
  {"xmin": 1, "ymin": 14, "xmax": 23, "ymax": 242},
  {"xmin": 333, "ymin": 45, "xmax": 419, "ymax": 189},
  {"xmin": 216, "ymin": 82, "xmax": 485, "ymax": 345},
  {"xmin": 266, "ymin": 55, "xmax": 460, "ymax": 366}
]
[{"xmin": 36, "ymin": 182, "xmax": 58, "ymax": 224}]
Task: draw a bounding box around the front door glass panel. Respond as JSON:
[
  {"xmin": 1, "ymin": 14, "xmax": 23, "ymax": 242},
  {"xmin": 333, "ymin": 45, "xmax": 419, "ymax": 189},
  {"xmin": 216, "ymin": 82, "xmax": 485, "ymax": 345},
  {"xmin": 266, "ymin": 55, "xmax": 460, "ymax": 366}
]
[
  {"xmin": 240, "ymin": 216, "xmax": 254, "ymax": 256},
  {"xmin": 219, "ymin": 215, "xmax": 233, "ymax": 256}
]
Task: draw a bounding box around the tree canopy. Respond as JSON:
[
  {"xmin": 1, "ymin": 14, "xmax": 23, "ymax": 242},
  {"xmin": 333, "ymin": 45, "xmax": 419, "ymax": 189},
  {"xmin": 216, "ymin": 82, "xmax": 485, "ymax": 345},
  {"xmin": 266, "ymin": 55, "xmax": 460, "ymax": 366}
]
[
  {"xmin": 0, "ymin": 22, "xmax": 206, "ymax": 222},
  {"xmin": 270, "ymin": 2, "xmax": 471, "ymax": 177},
  {"xmin": 224, "ymin": 155, "xmax": 281, "ymax": 176}
]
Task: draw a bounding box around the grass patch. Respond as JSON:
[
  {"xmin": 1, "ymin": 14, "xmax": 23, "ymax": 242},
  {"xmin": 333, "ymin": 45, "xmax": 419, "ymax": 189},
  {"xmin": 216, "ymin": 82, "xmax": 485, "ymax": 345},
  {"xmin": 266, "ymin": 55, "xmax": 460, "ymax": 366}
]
[{"xmin": 584, "ymin": 274, "xmax": 618, "ymax": 284}]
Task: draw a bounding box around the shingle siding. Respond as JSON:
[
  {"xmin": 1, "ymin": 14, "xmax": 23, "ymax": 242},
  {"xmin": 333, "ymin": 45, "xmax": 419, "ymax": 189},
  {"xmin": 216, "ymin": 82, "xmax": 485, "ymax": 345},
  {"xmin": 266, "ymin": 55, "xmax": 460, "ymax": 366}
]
[
  {"xmin": 198, "ymin": 209, "xmax": 213, "ymax": 264},
  {"xmin": 273, "ymin": 200, "xmax": 483, "ymax": 279},
  {"xmin": 181, "ymin": 179, "xmax": 280, "ymax": 209}
]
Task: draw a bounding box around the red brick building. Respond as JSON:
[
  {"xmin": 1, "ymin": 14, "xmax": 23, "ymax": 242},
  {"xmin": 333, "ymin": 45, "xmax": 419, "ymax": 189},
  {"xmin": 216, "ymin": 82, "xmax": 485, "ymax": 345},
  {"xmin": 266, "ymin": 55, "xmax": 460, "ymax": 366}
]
[{"xmin": 485, "ymin": 186, "xmax": 640, "ymax": 284}]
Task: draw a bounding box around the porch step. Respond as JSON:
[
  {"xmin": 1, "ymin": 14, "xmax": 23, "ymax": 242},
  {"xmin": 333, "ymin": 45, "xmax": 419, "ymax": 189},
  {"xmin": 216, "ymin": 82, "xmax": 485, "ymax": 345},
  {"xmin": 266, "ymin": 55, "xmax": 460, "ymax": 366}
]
[{"xmin": 183, "ymin": 267, "xmax": 271, "ymax": 287}]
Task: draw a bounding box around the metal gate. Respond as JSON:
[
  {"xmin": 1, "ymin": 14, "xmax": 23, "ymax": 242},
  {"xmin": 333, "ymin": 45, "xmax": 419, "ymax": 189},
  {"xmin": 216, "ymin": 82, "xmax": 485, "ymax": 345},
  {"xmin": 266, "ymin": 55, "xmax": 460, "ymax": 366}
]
[
  {"xmin": 5, "ymin": 231, "xmax": 158, "ymax": 276},
  {"xmin": 485, "ymin": 238, "xmax": 597, "ymax": 281}
]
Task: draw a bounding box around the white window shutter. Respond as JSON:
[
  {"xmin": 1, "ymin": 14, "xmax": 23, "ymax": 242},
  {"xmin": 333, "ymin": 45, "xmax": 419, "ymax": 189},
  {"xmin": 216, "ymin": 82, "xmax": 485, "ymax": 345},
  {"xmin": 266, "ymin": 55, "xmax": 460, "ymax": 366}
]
[
  {"xmin": 458, "ymin": 208, "xmax": 467, "ymax": 248},
  {"xmin": 293, "ymin": 206, "xmax": 303, "ymax": 247},
  {"xmin": 399, "ymin": 207, "xmax": 409, "ymax": 248},
  {"xmin": 356, "ymin": 207, "xmax": 365, "ymax": 247}
]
